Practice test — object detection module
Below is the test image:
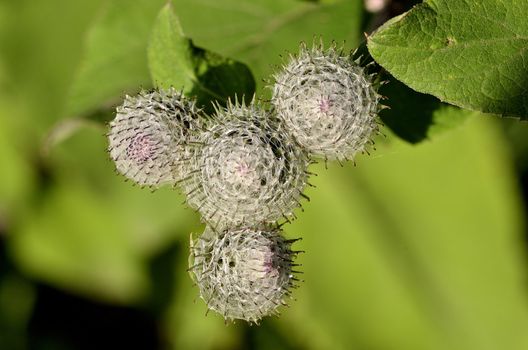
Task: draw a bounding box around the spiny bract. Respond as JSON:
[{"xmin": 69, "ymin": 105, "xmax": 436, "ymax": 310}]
[
  {"xmin": 189, "ymin": 225, "xmax": 301, "ymax": 323},
  {"xmin": 108, "ymin": 88, "xmax": 204, "ymax": 187},
  {"xmin": 181, "ymin": 99, "xmax": 310, "ymax": 228},
  {"xmin": 271, "ymin": 42, "xmax": 381, "ymax": 161}
]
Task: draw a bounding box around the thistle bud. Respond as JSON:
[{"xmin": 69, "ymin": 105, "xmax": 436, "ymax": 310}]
[
  {"xmin": 181, "ymin": 99, "xmax": 309, "ymax": 227},
  {"xmin": 108, "ymin": 89, "xmax": 204, "ymax": 187},
  {"xmin": 271, "ymin": 42, "xmax": 381, "ymax": 161},
  {"xmin": 189, "ymin": 225, "xmax": 301, "ymax": 323}
]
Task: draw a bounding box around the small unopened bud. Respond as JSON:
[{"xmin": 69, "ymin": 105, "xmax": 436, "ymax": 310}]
[
  {"xmin": 108, "ymin": 89, "xmax": 204, "ymax": 187},
  {"xmin": 271, "ymin": 42, "xmax": 381, "ymax": 161},
  {"xmin": 189, "ymin": 225, "xmax": 301, "ymax": 323},
  {"xmin": 182, "ymin": 99, "xmax": 310, "ymax": 227}
]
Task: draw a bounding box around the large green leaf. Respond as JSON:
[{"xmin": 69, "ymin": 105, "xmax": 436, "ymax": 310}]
[
  {"xmin": 171, "ymin": 0, "xmax": 363, "ymax": 89},
  {"xmin": 148, "ymin": 3, "xmax": 255, "ymax": 109},
  {"xmin": 9, "ymin": 126, "xmax": 199, "ymax": 304},
  {"xmin": 277, "ymin": 114, "xmax": 528, "ymax": 350},
  {"xmin": 11, "ymin": 183, "xmax": 149, "ymax": 304},
  {"xmin": 66, "ymin": 0, "xmax": 166, "ymax": 116},
  {"xmin": 368, "ymin": 0, "xmax": 528, "ymax": 119},
  {"xmin": 0, "ymin": 0, "xmax": 103, "ymax": 131},
  {"xmin": 0, "ymin": 0, "xmax": 100, "ymax": 219}
]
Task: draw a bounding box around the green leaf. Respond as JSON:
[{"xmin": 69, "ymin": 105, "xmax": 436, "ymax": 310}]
[
  {"xmin": 278, "ymin": 115, "xmax": 528, "ymax": 349},
  {"xmin": 9, "ymin": 126, "xmax": 199, "ymax": 304},
  {"xmin": 368, "ymin": 0, "xmax": 528, "ymax": 119},
  {"xmin": 10, "ymin": 183, "xmax": 150, "ymax": 304},
  {"xmin": 66, "ymin": 0, "xmax": 167, "ymax": 116},
  {"xmin": 0, "ymin": 104, "xmax": 36, "ymax": 217},
  {"xmin": 0, "ymin": 0, "xmax": 104, "ymax": 129},
  {"xmin": 170, "ymin": 0, "xmax": 363, "ymax": 90},
  {"xmin": 148, "ymin": 3, "xmax": 255, "ymax": 110}
]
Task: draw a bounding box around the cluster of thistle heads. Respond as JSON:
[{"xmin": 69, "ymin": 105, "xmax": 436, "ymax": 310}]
[{"xmin": 107, "ymin": 42, "xmax": 384, "ymax": 323}]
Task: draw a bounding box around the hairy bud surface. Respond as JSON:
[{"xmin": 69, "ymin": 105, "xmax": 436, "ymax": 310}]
[
  {"xmin": 272, "ymin": 43, "xmax": 381, "ymax": 161},
  {"xmin": 189, "ymin": 226, "xmax": 300, "ymax": 323},
  {"xmin": 182, "ymin": 100, "xmax": 309, "ymax": 227},
  {"xmin": 108, "ymin": 89, "xmax": 204, "ymax": 187}
]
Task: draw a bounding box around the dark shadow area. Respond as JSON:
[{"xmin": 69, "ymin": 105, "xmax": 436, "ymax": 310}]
[
  {"xmin": 521, "ymin": 170, "xmax": 528, "ymax": 242},
  {"xmin": 0, "ymin": 237, "xmax": 32, "ymax": 350},
  {"xmin": 190, "ymin": 46, "xmax": 256, "ymax": 115},
  {"xmin": 364, "ymin": 0, "xmax": 423, "ymax": 34},
  {"xmin": 379, "ymin": 76, "xmax": 442, "ymax": 143},
  {"xmin": 500, "ymin": 119, "xmax": 528, "ymax": 246},
  {"xmin": 2, "ymin": 236, "xmax": 186, "ymax": 350},
  {"xmin": 24, "ymin": 241, "xmax": 185, "ymax": 350},
  {"xmin": 28, "ymin": 285, "xmax": 161, "ymax": 350},
  {"xmin": 353, "ymin": 41, "xmax": 442, "ymax": 144},
  {"xmin": 387, "ymin": 0, "xmax": 422, "ymax": 16},
  {"xmin": 147, "ymin": 240, "xmax": 182, "ymax": 316},
  {"xmin": 242, "ymin": 318, "xmax": 303, "ymax": 350}
]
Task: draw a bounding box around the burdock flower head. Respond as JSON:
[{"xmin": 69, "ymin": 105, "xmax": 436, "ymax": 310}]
[
  {"xmin": 181, "ymin": 99, "xmax": 310, "ymax": 228},
  {"xmin": 189, "ymin": 225, "xmax": 302, "ymax": 323},
  {"xmin": 108, "ymin": 88, "xmax": 204, "ymax": 187},
  {"xmin": 271, "ymin": 42, "xmax": 382, "ymax": 161}
]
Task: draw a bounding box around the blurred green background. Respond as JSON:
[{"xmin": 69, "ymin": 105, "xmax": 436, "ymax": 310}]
[{"xmin": 1, "ymin": 0, "xmax": 528, "ymax": 349}]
